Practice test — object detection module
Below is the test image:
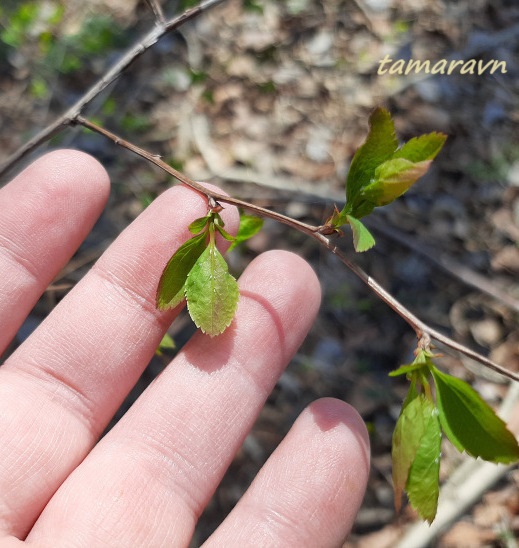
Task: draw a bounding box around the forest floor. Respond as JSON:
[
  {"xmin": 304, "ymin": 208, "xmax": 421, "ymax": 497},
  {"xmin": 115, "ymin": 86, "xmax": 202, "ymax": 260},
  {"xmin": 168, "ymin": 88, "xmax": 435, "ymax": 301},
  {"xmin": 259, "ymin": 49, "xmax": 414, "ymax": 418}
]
[{"xmin": 1, "ymin": 0, "xmax": 519, "ymax": 545}]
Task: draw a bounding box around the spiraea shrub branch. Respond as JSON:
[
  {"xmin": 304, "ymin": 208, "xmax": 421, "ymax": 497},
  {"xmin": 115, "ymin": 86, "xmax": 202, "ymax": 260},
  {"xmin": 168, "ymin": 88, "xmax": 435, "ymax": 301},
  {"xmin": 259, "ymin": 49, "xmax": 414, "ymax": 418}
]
[
  {"xmin": 2, "ymin": 0, "xmax": 517, "ymax": 526},
  {"xmin": 75, "ymin": 109, "xmax": 518, "ymax": 523}
]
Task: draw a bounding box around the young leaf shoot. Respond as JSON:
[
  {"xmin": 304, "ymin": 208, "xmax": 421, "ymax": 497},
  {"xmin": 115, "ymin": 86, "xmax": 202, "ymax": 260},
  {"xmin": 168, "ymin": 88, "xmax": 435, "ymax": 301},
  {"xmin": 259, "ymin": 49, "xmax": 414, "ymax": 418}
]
[
  {"xmin": 329, "ymin": 108, "xmax": 447, "ymax": 252},
  {"xmin": 404, "ymin": 396, "xmax": 441, "ymax": 524},
  {"xmin": 390, "ymin": 349, "xmax": 519, "ymax": 522},
  {"xmin": 157, "ymin": 210, "xmax": 240, "ymax": 335}
]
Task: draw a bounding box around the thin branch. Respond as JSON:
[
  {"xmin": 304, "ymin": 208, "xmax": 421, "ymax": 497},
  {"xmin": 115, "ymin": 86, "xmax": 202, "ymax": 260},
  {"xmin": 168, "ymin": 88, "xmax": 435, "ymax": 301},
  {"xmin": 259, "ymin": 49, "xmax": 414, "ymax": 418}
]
[
  {"xmin": 75, "ymin": 116, "xmax": 322, "ymax": 237},
  {"xmin": 0, "ymin": 0, "xmax": 227, "ymax": 179},
  {"xmin": 74, "ymin": 116, "xmax": 519, "ymax": 383},
  {"xmin": 145, "ymin": 0, "xmax": 166, "ymax": 24},
  {"xmin": 322, "ymin": 243, "xmax": 518, "ymax": 382},
  {"xmin": 192, "ymin": 114, "xmax": 519, "ymax": 317},
  {"xmin": 367, "ymin": 218, "xmax": 519, "ymax": 314}
]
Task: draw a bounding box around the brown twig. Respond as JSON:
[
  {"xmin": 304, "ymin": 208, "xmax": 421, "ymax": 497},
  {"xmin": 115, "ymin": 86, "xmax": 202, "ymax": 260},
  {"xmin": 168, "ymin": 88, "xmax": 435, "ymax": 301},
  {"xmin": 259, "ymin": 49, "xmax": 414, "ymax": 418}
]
[
  {"xmin": 192, "ymin": 114, "xmax": 519, "ymax": 317},
  {"xmin": 74, "ymin": 116, "xmax": 519, "ymax": 383},
  {"xmin": 75, "ymin": 116, "xmax": 323, "ymax": 238},
  {"xmin": 0, "ymin": 0, "xmax": 227, "ymax": 179}
]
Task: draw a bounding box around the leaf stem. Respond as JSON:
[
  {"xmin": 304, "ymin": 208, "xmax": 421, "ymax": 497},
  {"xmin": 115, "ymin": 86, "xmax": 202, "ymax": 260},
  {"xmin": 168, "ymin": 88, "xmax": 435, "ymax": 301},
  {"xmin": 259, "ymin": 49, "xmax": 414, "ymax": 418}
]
[
  {"xmin": 74, "ymin": 116, "xmax": 519, "ymax": 384},
  {"xmin": 209, "ymin": 220, "xmax": 216, "ymax": 247}
]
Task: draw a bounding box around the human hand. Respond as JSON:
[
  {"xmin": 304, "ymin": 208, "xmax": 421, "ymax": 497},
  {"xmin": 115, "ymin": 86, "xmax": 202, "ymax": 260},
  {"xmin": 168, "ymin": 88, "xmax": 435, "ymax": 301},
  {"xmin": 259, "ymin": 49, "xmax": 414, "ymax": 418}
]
[{"xmin": 0, "ymin": 151, "xmax": 369, "ymax": 547}]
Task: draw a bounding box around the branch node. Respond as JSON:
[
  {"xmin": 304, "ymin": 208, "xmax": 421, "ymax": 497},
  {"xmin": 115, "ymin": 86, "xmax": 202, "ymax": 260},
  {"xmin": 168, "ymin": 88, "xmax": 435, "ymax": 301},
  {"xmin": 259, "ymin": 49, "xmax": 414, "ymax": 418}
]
[
  {"xmin": 317, "ymin": 225, "xmax": 343, "ymax": 237},
  {"xmin": 418, "ymin": 333, "xmax": 432, "ymax": 352},
  {"xmin": 208, "ymin": 196, "xmax": 223, "ymax": 212}
]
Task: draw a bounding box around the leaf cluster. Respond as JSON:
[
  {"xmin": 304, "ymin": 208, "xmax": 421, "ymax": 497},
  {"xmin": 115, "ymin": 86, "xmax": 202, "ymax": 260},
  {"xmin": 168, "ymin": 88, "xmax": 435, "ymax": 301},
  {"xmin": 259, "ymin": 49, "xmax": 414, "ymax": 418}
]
[
  {"xmin": 329, "ymin": 108, "xmax": 447, "ymax": 252},
  {"xmin": 151, "ymin": 108, "xmax": 517, "ymax": 527},
  {"xmin": 390, "ymin": 351, "xmax": 519, "ymax": 522},
  {"xmin": 156, "ymin": 211, "xmax": 262, "ymax": 336}
]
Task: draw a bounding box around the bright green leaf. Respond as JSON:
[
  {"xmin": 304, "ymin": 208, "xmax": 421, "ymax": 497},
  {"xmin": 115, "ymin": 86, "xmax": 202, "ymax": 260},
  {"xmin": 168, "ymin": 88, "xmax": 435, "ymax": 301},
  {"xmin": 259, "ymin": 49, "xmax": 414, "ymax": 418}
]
[
  {"xmin": 345, "ymin": 107, "xmax": 398, "ymax": 205},
  {"xmin": 362, "ymin": 158, "xmax": 431, "ymax": 206},
  {"xmin": 389, "ymin": 349, "xmax": 435, "ymax": 377},
  {"xmin": 346, "ymin": 215, "xmax": 376, "ymax": 252},
  {"xmin": 392, "ymin": 392, "xmax": 428, "ymax": 513},
  {"xmin": 156, "ymin": 232, "xmax": 207, "ymax": 310},
  {"xmin": 406, "ymin": 397, "xmax": 441, "ymax": 523},
  {"xmin": 393, "ymin": 132, "xmax": 447, "ymax": 163},
  {"xmin": 188, "ymin": 215, "xmax": 210, "ymax": 234},
  {"xmin": 431, "ymin": 367, "xmax": 519, "ymax": 463},
  {"xmin": 340, "ymin": 109, "xmax": 446, "ymax": 223},
  {"xmin": 215, "ymin": 223, "xmax": 236, "ymax": 242},
  {"xmin": 185, "ymin": 244, "xmax": 239, "ymax": 336},
  {"xmin": 229, "ymin": 214, "xmax": 264, "ymax": 251}
]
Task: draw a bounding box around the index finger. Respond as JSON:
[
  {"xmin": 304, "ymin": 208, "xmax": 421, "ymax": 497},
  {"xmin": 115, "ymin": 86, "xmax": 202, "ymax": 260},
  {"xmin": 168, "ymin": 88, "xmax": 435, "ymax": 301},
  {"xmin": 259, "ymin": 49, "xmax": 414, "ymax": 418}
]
[{"xmin": 0, "ymin": 150, "xmax": 110, "ymax": 352}]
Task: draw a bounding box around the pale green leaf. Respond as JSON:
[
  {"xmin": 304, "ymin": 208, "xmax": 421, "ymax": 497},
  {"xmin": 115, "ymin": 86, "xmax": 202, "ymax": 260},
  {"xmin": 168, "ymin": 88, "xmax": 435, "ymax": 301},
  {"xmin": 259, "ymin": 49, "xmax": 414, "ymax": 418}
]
[
  {"xmin": 346, "ymin": 215, "xmax": 376, "ymax": 252},
  {"xmin": 362, "ymin": 158, "xmax": 431, "ymax": 206},
  {"xmin": 185, "ymin": 244, "xmax": 239, "ymax": 336},
  {"xmin": 393, "ymin": 132, "xmax": 447, "ymax": 163},
  {"xmin": 406, "ymin": 397, "xmax": 441, "ymax": 523},
  {"xmin": 392, "ymin": 392, "xmax": 428, "ymax": 513},
  {"xmin": 156, "ymin": 232, "xmax": 207, "ymax": 310},
  {"xmin": 341, "ymin": 110, "xmax": 446, "ymax": 221},
  {"xmin": 431, "ymin": 367, "xmax": 519, "ymax": 463}
]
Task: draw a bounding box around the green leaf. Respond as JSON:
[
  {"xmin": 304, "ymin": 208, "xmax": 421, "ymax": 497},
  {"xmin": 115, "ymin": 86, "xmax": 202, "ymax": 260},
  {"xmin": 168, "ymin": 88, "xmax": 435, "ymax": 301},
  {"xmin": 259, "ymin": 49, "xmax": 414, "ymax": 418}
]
[
  {"xmin": 215, "ymin": 223, "xmax": 236, "ymax": 242},
  {"xmin": 229, "ymin": 214, "xmax": 264, "ymax": 251},
  {"xmin": 392, "ymin": 392, "xmax": 428, "ymax": 513},
  {"xmin": 402, "ymin": 377, "xmax": 419, "ymax": 409},
  {"xmin": 431, "ymin": 367, "xmax": 519, "ymax": 463},
  {"xmin": 156, "ymin": 232, "xmax": 207, "ymax": 310},
  {"xmin": 185, "ymin": 244, "xmax": 239, "ymax": 336},
  {"xmin": 346, "ymin": 215, "xmax": 376, "ymax": 252},
  {"xmin": 340, "ymin": 109, "xmax": 447, "ymax": 222},
  {"xmin": 405, "ymin": 397, "xmax": 441, "ymax": 523},
  {"xmin": 393, "ymin": 132, "xmax": 447, "ymax": 163},
  {"xmin": 362, "ymin": 158, "xmax": 431, "ymax": 206},
  {"xmin": 345, "ymin": 107, "xmax": 398, "ymax": 205},
  {"xmin": 389, "ymin": 349, "xmax": 433, "ymax": 377},
  {"xmin": 188, "ymin": 215, "xmax": 210, "ymax": 234}
]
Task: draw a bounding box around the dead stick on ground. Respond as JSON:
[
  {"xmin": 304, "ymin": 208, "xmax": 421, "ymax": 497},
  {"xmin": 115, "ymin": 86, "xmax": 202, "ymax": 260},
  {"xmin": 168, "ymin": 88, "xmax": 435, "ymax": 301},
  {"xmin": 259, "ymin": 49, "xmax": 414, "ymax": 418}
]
[
  {"xmin": 145, "ymin": 0, "xmax": 166, "ymax": 24},
  {"xmin": 0, "ymin": 0, "xmax": 227, "ymax": 179}
]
